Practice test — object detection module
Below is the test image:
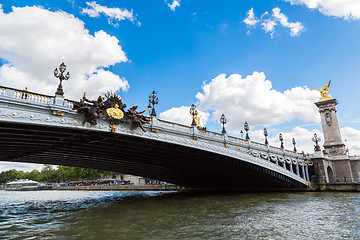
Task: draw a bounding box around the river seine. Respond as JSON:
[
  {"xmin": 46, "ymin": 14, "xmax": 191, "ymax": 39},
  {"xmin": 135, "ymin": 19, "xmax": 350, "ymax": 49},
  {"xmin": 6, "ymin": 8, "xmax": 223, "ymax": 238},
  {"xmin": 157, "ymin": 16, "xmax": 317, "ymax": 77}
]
[{"xmin": 0, "ymin": 190, "xmax": 359, "ymax": 239}]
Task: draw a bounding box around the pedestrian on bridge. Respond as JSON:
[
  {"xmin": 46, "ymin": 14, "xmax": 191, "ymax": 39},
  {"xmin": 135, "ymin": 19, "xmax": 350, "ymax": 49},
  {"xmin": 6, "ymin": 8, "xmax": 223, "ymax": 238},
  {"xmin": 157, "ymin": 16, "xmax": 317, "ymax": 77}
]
[{"xmin": 21, "ymin": 87, "xmax": 28, "ymax": 99}]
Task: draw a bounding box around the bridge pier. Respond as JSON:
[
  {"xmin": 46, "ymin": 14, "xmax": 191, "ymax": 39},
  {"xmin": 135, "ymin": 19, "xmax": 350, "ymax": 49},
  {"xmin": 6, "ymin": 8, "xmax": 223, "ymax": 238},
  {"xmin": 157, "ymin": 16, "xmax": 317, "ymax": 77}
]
[{"xmin": 311, "ymin": 97, "xmax": 360, "ymax": 189}]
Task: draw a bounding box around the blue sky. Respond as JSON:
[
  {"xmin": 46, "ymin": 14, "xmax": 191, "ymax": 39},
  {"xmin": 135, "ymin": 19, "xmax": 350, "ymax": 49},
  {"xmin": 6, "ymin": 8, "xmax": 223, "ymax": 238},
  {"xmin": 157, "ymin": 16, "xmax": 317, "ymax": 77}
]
[{"xmin": 1, "ymin": 0, "xmax": 360, "ymax": 171}]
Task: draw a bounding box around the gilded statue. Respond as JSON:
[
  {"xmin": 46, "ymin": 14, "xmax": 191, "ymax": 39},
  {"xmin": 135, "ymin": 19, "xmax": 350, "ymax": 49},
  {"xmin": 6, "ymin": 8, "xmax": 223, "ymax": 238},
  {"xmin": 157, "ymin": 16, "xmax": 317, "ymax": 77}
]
[
  {"xmin": 194, "ymin": 112, "xmax": 207, "ymax": 130},
  {"xmin": 314, "ymin": 80, "xmax": 331, "ymax": 101}
]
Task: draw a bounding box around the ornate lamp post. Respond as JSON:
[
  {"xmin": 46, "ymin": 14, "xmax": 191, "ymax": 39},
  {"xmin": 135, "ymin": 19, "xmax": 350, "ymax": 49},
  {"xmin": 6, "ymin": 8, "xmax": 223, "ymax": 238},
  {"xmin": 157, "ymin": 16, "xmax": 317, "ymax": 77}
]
[
  {"xmin": 292, "ymin": 138, "xmax": 297, "ymax": 152},
  {"xmin": 54, "ymin": 62, "xmax": 70, "ymax": 96},
  {"xmin": 220, "ymin": 114, "xmax": 227, "ymax": 134},
  {"xmin": 279, "ymin": 133, "xmax": 284, "ymax": 150},
  {"xmin": 312, "ymin": 133, "xmax": 321, "ymax": 151},
  {"xmin": 148, "ymin": 91, "xmax": 159, "ymax": 117},
  {"xmin": 244, "ymin": 121, "xmax": 250, "ymax": 140},
  {"xmin": 190, "ymin": 104, "xmax": 198, "ymax": 127},
  {"xmin": 263, "ymin": 128, "xmax": 268, "ymax": 145}
]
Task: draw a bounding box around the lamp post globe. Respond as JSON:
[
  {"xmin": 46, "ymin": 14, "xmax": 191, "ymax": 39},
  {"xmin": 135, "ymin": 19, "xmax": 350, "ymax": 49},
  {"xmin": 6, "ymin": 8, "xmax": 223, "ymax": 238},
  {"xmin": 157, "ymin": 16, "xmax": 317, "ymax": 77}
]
[
  {"xmin": 149, "ymin": 90, "xmax": 159, "ymax": 117},
  {"xmin": 190, "ymin": 104, "xmax": 198, "ymax": 127},
  {"xmin": 312, "ymin": 133, "xmax": 321, "ymax": 151},
  {"xmin": 244, "ymin": 121, "xmax": 250, "ymax": 140},
  {"xmin": 292, "ymin": 137, "xmax": 297, "ymax": 152},
  {"xmin": 279, "ymin": 133, "xmax": 284, "ymax": 149},
  {"xmin": 54, "ymin": 62, "xmax": 70, "ymax": 96},
  {"xmin": 220, "ymin": 114, "xmax": 227, "ymax": 134},
  {"xmin": 263, "ymin": 128, "xmax": 268, "ymax": 145}
]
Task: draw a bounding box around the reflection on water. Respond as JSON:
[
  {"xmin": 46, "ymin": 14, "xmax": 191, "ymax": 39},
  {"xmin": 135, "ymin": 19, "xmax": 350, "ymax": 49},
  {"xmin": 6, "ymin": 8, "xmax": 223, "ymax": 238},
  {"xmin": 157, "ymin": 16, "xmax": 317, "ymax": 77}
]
[{"xmin": 0, "ymin": 190, "xmax": 359, "ymax": 239}]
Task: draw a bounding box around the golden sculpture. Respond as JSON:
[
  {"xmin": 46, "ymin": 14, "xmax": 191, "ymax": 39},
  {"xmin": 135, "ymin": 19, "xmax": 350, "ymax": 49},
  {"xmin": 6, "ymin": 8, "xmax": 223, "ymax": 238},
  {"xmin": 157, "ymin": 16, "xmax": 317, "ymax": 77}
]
[
  {"xmin": 106, "ymin": 104, "xmax": 124, "ymax": 119},
  {"xmin": 81, "ymin": 92, "xmax": 86, "ymax": 103},
  {"xmin": 314, "ymin": 80, "xmax": 331, "ymax": 100},
  {"xmin": 194, "ymin": 113, "xmax": 201, "ymax": 126}
]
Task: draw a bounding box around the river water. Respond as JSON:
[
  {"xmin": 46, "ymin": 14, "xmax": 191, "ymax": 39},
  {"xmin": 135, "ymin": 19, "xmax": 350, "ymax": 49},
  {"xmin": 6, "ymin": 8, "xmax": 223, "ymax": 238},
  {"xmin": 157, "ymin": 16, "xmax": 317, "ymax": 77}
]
[{"xmin": 0, "ymin": 190, "xmax": 359, "ymax": 239}]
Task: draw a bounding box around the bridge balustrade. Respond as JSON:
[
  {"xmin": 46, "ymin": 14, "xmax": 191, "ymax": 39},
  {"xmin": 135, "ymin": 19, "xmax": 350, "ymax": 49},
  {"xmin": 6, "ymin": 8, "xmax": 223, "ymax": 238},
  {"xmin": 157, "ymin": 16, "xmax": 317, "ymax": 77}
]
[{"xmin": 0, "ymin": 85, "xmax": 53, "ymax": 104}]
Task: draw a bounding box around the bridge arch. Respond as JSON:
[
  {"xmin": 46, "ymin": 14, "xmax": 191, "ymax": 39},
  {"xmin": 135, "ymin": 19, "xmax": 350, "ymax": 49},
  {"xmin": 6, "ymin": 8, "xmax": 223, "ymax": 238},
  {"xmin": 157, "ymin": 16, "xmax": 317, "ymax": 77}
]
[
  {"xmin": 0, "ymin": 85, "xmax": 312, "ymax": 190},
  {"xmin": 327, "ymin": 166, "xmax": 335, "ymax": 183}
]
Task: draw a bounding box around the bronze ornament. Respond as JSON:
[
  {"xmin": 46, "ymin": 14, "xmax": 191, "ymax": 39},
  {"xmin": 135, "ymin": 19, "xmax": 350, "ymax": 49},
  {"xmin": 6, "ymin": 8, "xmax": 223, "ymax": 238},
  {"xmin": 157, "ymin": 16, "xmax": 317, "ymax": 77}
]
[{"xmin": 72, "ymin": 91, "xmax": 149, "ymax": 132}]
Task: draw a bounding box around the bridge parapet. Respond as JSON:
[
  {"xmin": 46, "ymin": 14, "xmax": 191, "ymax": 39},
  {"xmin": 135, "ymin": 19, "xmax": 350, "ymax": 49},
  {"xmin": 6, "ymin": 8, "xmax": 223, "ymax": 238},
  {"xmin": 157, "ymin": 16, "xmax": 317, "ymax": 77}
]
[
  {"xmin": 0, "ymin": 85, "xmax": 312, "ymax": 187},
  {"xmin": 0, "ymin": 85, "xmax": 74, "ymax": 108}
]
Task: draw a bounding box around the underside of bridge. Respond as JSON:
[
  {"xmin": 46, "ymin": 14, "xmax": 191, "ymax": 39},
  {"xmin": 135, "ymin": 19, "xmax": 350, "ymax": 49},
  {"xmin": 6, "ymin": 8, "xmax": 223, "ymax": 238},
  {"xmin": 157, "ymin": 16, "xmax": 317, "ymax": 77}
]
[{"xmin": 0, "ymin": 122, "xmax": 306, "ymax": 190}]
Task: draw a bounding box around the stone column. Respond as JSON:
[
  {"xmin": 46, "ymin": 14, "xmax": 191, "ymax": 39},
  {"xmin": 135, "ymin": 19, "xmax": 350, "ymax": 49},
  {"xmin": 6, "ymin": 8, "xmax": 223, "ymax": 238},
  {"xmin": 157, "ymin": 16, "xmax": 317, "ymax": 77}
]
[
  {"xmin": 305, "ymin": 165, "xmax": 310, "ymax": 181},
  {"xmin": 314, "ymin": 99, "xmax": 346, "ymax": 155},
  {"xmin": 301, "ymin": 164, "xmax": 306, "ymax": 179},
  {"xmin": 296, "ymin": 164, "xmax": 300, "ymax": 176}
]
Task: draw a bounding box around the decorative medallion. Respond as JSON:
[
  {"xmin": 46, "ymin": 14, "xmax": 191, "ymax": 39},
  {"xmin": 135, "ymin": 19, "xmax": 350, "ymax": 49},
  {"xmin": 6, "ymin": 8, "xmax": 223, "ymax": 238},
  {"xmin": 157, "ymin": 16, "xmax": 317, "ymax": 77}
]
[
  {"xmin": 325, "ymin": 112, "xmax": 332, "ymax": 126},
  {"xmin": 106, "ymin": 104, "xmax": 124, "ymax": 120},
  {"xmin": 52, "ymin": 111, "xmax": 64, "ymax": 116},
  {"xmin": 110, "ymin": 124, "xmax": 117, "ymax": 133}
]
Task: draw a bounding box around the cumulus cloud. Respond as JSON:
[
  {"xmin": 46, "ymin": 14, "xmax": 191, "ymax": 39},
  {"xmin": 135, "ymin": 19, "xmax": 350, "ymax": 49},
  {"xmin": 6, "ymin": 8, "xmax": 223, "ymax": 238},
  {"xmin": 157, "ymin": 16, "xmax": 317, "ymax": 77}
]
[
  {"xmin": 195, "ymin": 72, "xmax": 320, "ymax": 133},
  {"xmin": 244, "ymin": 7, "xmax": 305, "ymax": 37},
  {"xmin": 341, "ymin": 127, "xmax": 360, "ymax": 155},
  {"xmin": 166, "ymin": 0, "xmax": 181, "ymax": 12},
  {"xmin": 284, "ymin": 0, "xmax": 360, "ymax": 20},
  {"xmin": 0, "ymin": 5, "xmax": 129, "ymax": 99},
  {"xmin": 82, "ymin": 1, "xmax": 140, "ymax": 26},
  {"xmin": 160, "ymin": 106, "xmax": 210, "ymax": 127}
]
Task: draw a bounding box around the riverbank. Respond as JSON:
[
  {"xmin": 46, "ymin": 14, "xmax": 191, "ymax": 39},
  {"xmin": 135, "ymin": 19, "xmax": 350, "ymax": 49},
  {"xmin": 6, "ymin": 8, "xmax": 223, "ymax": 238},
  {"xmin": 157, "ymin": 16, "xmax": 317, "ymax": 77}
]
[
  {"xmin": 49, "ymin": 184, "xmax": 181, "ymax": 191},
  {"xmin": 317, "ymin": 183, "xmax": 360, "ymax": 191},
  {"xmin": 0, "ymin": 184, "xmax": 180, "ymax": 191}
]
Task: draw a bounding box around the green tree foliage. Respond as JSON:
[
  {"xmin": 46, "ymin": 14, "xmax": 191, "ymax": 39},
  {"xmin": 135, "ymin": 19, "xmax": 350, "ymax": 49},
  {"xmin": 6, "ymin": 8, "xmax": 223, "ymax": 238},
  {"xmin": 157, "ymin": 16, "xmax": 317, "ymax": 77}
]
[{"xmin": 0, "ymin": 165, "xmax": 114, "ymax": 184}]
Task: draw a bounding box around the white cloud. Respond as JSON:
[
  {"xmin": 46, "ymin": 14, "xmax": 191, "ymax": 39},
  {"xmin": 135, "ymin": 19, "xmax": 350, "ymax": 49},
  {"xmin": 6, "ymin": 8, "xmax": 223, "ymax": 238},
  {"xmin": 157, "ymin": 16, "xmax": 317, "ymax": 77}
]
[
  {"xmin": 0, "ymin": 5, "xmax": 129, "ymax": 99},
  {"xmin": 244, "ymin": 7, "xmax": 305, "ymax": 37},
  {"xmin": 195, "ymin": 72, "xmax": 320, "ymax": 134},
  {"xmin": 284, "ymin": 0, "xmax": 360, "ymax": 20},
  {"xmin": 341, "ymin": 127, "xmax": 360, "ymax": 155},
  {"xmin": 166, "ymin": 0, "xmax": 181, "ymax": 12},
  {"xmin": 244, "ymin": 8, "xmax": 260, "ymax": 30},
  {"xmin": 272, "ymin": 7, "xmax": 305, "ymax": 36},
  {"xmin": 82, "ymin": 1, "xmax": 140, "ymax": 27},
  {"xmin": 262, "ymin": 19, "xmax": 277, "ymax": 37},
  {"xmin": 160, "ymin": 106, "xmax": 210, "ymax": 127},
  {"xmin": 0, "ymin": 162, "xmax": 44, "ymax": 172}
]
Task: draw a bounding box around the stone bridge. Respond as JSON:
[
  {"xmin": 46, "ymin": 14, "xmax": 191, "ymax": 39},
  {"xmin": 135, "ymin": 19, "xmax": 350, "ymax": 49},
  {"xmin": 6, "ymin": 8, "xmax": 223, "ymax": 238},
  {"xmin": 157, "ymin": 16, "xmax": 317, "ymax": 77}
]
[{"xmin": 0, "ymin": 85, "xmax": 313, "ymax": 190}]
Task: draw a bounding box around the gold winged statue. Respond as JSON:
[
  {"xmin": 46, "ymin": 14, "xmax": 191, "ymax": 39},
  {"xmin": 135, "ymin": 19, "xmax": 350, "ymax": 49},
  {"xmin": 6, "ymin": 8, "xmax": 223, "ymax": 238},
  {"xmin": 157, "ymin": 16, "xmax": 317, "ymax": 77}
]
[{"xmin": 314, "ymin": 80, "xmax": 331, "ymax": 101}]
